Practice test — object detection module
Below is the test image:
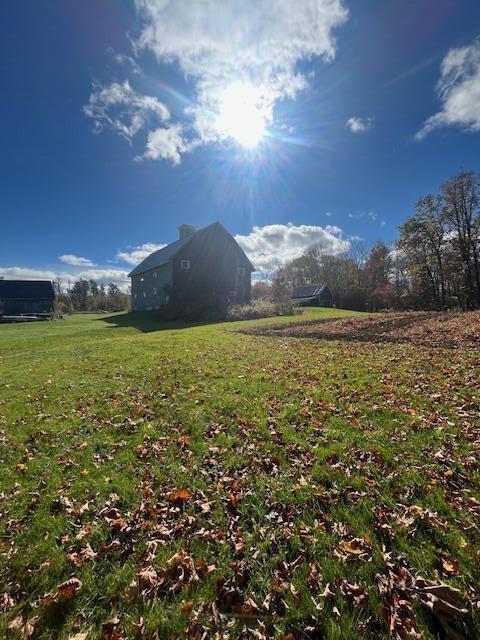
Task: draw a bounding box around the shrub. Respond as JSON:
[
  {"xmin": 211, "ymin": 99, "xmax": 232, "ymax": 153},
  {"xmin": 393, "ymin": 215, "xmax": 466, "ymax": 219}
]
[{"xmin": 226, "ymin": 299, "xmax": 301, "ymax": 321}]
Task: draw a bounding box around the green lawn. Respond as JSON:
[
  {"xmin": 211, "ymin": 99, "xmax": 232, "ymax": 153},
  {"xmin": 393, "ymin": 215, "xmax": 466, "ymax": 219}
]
[{"xmin": 0, "ymin": 309, "xmax": 478, "ymax": 639}]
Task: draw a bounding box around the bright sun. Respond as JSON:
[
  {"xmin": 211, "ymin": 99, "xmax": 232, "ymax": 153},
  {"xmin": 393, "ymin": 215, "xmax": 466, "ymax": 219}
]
[{"xmin": 215, "ymin": 82, "xmax": 268, "ymax": 149}]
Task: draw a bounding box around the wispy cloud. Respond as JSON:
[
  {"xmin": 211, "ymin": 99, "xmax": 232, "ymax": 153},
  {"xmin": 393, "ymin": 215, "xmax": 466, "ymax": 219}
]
[
  {"xmin": 416, "ymin": 37, "xmax": 480, "ymax": 140},
  {"xmin": 384, "ymin": 52, "xmax": 440, "ymax": 88},
  {"xmin": 235, "ymin": 223, "xmax": 350, "ymax": 273},
  {"xmin": 84, "ymin": 1, "xmax": 349, "ymax": 163},
  {"xmin": 348, "ymin": 210, "xmax": 385, "ymax": 226},
  {"xmin": 346, "ymin": 116, "xmax": 373, "ymax": 133},
  {"xmin": 116, "ymin": 242, "xmax": 167, "ymax": 266},
  {"xmin": 58, "ymin": 254, "xmax": 95, "ymax": 267},
  {"xmin": 106, "ymin": 47, "xmax": 141, "ymax": 75},
  {"xmin": 84, "ymin": 80, "xmax": 170, "ymax": 141}
]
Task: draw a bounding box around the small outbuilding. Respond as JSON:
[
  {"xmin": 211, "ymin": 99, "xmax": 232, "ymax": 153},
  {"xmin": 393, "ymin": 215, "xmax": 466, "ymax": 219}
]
[
  {"xmin": 0, "ymin": 280, "xmax": 55, "ymax": 318},
  {"xmin": 291, "ymin": 283, "xmax": 333, "ymax": 307}
]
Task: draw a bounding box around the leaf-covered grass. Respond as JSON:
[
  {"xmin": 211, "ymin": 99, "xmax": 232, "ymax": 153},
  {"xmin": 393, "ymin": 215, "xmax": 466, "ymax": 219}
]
[{"xmin": 0, "ymin": 308, "xmax": 478, "ymax": 639}]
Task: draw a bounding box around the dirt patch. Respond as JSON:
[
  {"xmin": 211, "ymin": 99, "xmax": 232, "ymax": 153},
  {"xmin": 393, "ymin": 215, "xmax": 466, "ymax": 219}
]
[{"xmin": 242, "ymin": 311, "xmax": 480, "ymax": 350}]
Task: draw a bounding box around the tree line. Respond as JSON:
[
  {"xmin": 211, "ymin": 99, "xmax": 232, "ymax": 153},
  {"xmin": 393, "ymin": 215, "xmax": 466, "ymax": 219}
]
[
  {"xmin": 262, "ymin": 170, "xmax": 480, "ymax": 311},
  {"xmin": 54, "ymin": 279, "xmax": 130, "ymax": 314}
]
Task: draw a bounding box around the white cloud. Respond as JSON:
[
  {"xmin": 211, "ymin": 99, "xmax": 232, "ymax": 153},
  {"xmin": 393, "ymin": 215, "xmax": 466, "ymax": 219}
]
[
  {"xmin": 346, "ymin": 116, "xmax": 373, "ymax": 133},
  {"xmin": 0, "ymin": 267, "xmax": 59, "ymax": 281},
  {"xmin": 135, "ymin": 0, "xmax": 347, "ymax": 91},
  {"xmin": 3, "ymin": 220, "xmax": 352, "ymax": 287},
  {"xmin": 116, "ymin": 242, "xmax": 167, "ymax": 266},
  {"xmin": 0, "ymin": 266, "xmax": 130, "ymax": 291},
  {"xmin": 84, "ymin": 80, "xmax": 170, "ymax": 141},
  {"xmin": 135, "ymin": 0, "xmax": 348, "ymax": 148},
  {"xmin": 137, "ymin": 124, "xmax": 193, "ymax": 164},
  {"xmin": 74, "ymin": 268, "xmax": 130, "ymax": 289},
  {"xmin": 85, "ymin": 1, "xmax": 348, "ymax": 163},
  {"xmin": 58, "ymin": 254, "xmax": 95, "ymax": 267},
  {"xmin": 235, "ymin": 223, "xmax": 349, "ymax": 273},
  {"xmin": 416, "ymin": 38, "xmax": 480, "ymax": 140}
]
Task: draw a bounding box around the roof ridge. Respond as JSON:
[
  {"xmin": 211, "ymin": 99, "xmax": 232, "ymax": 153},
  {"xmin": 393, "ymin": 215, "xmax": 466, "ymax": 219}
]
[
  {"xmin": 127, "ymin": 221, "xmax": 254, "ymax": 277},
  {"xmin": 128, "ymin": 223, "xmax": 207, "ymax": 277}
]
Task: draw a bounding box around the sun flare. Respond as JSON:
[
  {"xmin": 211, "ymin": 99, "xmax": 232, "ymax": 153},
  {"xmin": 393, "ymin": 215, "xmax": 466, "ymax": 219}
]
[{"xmin": 215, "ymin": 82, "xmax": 268, "ymax": 149}]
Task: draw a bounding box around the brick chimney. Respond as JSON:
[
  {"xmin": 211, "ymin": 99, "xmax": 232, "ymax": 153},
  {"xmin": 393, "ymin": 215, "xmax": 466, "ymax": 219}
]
[{"xmin": 178, "ymin": 224, "xmax": 197, "ymax": 239}]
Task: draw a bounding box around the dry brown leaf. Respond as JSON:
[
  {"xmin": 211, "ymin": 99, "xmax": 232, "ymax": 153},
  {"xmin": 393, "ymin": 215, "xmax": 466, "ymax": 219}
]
[
  {"xmin": 57, "ymin": 577, "xmax": 83, "ymax": 600},
  {"xmin": 340, "ymin": 579, "xmax": 367, "ymax": 606},
  {"xmin": 441, "ymin": 557, "xmax": 460, "ymax": 576},
  {"xmin": 8, "ymin": 615, "xmax": 23, "ymax": 630},
  {"xmin": 339, "ymin": 536, "xmax": 371, "ymax": 557},
  {"xmin": 414, "ymin": 577, "xmax": 468, "ymax": 640},
  {"xmin": 180, "ymin": 601, "xmax": 193, "ymax": 616},
  {"xmin": 21, "ymin": 617, "xmax": 39, "ymax": 640},
  {"xmin": 168, "ymin": 488, "xmax": 192, "ymax": 504}
]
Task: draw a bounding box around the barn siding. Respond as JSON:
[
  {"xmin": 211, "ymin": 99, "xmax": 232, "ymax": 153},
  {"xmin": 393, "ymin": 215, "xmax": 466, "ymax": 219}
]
[
  {"xmin": 172, "ymin": 224, "xmax": 251, "ymax": 306},
  {"xmin": 0, "ymin": 299, "xmax": 54, "ymax": 315},
  {"xmin": 131, "ymin": 262, "xmax": 173, "ymax": 311},
  {"xmin": 0, "ymin": 280, "xmax": 55, "ymax": 316}
]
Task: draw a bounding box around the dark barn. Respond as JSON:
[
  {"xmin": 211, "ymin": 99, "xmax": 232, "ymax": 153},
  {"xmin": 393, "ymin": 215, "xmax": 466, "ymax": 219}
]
[
  {"xmin": 0, "ymin": 280, "xmax": 55, "ymax": 317},
  {"xmin": 291, "ymin": 283, "xmax": 333, "ymax": 307},
  {"xmin": 129, "ymin": 222, "xmax": 254, "ymax": 314}
]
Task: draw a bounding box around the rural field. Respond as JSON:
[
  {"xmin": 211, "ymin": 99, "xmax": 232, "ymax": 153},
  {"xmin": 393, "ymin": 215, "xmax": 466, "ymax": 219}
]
[{"xmin": 1, "ymin": 309, "xmax": 479, "ymax": 640}]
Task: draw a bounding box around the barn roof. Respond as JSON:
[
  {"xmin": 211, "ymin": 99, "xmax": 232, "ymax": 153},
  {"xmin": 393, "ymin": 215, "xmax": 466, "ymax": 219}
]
[
  {"xmin": 128, "ymin": 234, "xmax": 193, "ymax": 277},
  {"xmin": 0, "ymin": 280, "xmax": 55, "ymax": 300},
  {"xmin": 292, "ymin": 284, "xmax": 329, "ymax": 299},
  {"xmin": 128, "ymin": 222, "xmax": 254, "ymax": 277}
]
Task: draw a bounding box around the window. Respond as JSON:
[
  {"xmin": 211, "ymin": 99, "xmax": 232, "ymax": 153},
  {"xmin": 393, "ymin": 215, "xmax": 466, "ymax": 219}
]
[
  {"xmin": 180, "ymin": 259, "xmax": 190, "ymax": 270},
  {"xmin": 134, "ymin": 293, "xmax": 137, "ymax": 299},
  {"xmin": 153, "ymin": 287, "xmax": 157, "ymax": 295},
  {"xmin": 153, "ymin": 272, "xmax": 157, "ymax": 278},
  {"xmin": 143, "ymin": 291, "xmax": 146, "ymax": 298},
  {"xmin": 238, "ymin": 267, "xmax": 246, "ymax": 276}
]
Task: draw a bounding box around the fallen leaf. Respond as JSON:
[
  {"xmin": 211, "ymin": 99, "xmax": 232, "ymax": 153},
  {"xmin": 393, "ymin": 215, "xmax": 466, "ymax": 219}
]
[
  {"xmin": 414, "ymin": 577, "xmax": 468, "ymax": 640},
  {"xmin": 57, "ymin": 577, "xmax": 83, "ymax": 600},
  {"xmin": 8, "ymin": 615, "xmax": 23, "ymax": 630},
  {"xmin": 441, "ymin": 557, "xmax": 460, "ymax": 576},
  {"xmin": 180, "ymin": 601, "xmax": 193, "ymax": 616},
  {"xmin": 168, "ymin": 488, "xmax": 192, "ymax": 504},
  {"xmin": 21, "ymin": 617, "xmax": 39, "ymax": 639}
]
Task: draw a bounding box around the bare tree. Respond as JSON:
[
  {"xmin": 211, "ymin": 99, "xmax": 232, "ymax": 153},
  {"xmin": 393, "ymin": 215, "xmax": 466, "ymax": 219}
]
[
  {"xmin": 399, "ymin": 195, "xmax": 447, "ymax": 309},
  {"xmin": 442, "ymin": 170, "xmax": 480, "ymax": 308}
]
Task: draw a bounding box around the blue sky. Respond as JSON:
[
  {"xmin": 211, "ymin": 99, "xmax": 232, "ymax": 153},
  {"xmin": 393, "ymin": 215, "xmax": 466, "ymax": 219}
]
[{"xmin": 1, "ymin": 0, "xmax": 480, "ymax": 287}]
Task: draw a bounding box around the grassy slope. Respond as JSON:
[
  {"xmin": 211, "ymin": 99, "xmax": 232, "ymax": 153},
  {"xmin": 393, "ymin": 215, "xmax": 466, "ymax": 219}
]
[{"xmin": 0, "ymin": 309, "xmax": 478, "ymax": 639}]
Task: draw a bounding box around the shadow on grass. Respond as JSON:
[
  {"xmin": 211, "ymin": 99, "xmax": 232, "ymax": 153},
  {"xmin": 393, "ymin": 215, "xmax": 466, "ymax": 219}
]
[{"xmin": 99, "ymin": 311, "xmax": 216, "ymax": 333}]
